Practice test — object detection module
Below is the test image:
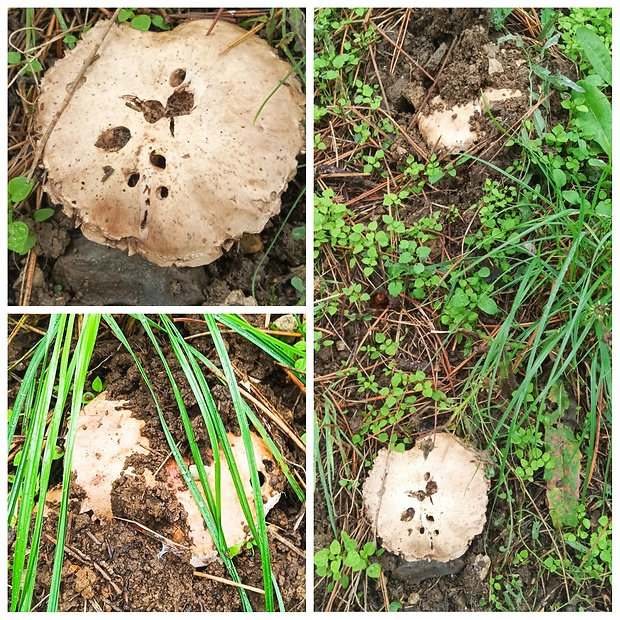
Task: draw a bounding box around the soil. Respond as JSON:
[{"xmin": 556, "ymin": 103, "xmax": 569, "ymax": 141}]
[
  {"xmin": 8, "ymin": 315, "xmax": 306, "ymax": 612},
  {"xmin": 8, "ymin": 8, "xmax": 306, "ymax": 306},
  {"xmin": 314, "ymin": 8, "xmax": 609, "ymax": 613}
]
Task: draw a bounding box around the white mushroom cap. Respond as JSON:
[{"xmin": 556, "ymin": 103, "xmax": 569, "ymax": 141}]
[
  {"xmin": 180, "ymin": 432, "xmax": 282, "ymax": 567},
  {"xmin": 362, "ymin": 433, "xmax": 489, "ymax": 562},
  {"xmin": 417, "ymin": 88, "xmax": 522, "ymax": 152},
  {"xmin": 48, "ymin": 392, "xmax": 282, "ymax": 567},
  {"xmin": 35, "ymin": 19, "xmax": 305, "ymax": 267},
  {"xmin": 72, "ymin": 392, "xmax": 150, "ymax": 520}
]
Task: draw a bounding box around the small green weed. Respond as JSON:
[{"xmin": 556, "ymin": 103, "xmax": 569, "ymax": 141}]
[
  {"xmin": 314, "ymin": 189, "xmax": 353, "ymax": 258},
  {"xmin": 314, "ymin": 531, "xmax": 383, "ymax": 591},
  {"xmin": 118, "ymin": 8, "xmax": 170, "ymax": 32},
  {"xmin": 82, "ymin": 375, "xmax": 107, "ymax": 404},
  {"xmin": 351, "ymin": 365, "xmax": 448, "ymax": 449},
  {"xmin": 8, "ymin": 177, "xmax": 37, "ymax": 254},
  {"xmin": 484, "ymin": 572, "xmax": 530, "ymax": 611}
]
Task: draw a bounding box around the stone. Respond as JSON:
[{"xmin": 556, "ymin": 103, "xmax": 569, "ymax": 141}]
[{"xmin": 52, "ymin": 236, "xmax": 206, "ymax": 305}]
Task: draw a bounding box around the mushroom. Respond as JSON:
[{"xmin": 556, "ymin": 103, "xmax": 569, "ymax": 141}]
[
  {"xmin": 174, "ymin": 432, "xmax": 282, "ymax": 567},
  {"xmin": 417, "ymin": 88, "xmax": 522, "ymax": 152},
  {"xmin": 362, "ymin": 433, "xmax": 489, "ymax": 562},
  {"xmin": 35, "ymin": 19, "xmax": 304, "ymax": 267},
  {"xmin": 71, "ymin": 391, "xmax": 150, "ymax": 520},
  {"xmin": 46, "ymin": 392, "xmax": 282, "ymax": 567}
]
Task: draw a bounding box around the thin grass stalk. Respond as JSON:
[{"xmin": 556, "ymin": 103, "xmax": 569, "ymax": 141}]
[
  {"xmin": 502, "ymin": 234, "xmax": 584, "ymax": 419},
  {"xmin": 18, "ymin": 315, "xmax": 75, "ymax": 610},
  {"xmin": 8, "ymin": 316, "xmax": 62, "ymax": 445},
  {"xmin": 161, "ymin": 314, "xmax": 304, "ymax": 505},
  {"xmin": 272, "ymin": 568, "xmax": 286, "ymax": 612},
  {"xmin": 102, "ymin": 314, "xmax": 253, "ymax": 611},
  {"xmin": 10, "ymin": 316, "xmax": 66, "ymax": 610},
  {"xmin": 214, "ymin": 313, "xmax": 305, "ymax": 379},
  {"xmin": 140, "ymin": 316, "xmax": 226, "ymax": 547},
  {"xmin": 315, "ymin": 405, "xmax": 337, "ymax": 538},
  {"xmin": 47, "ymin": 314, "xmax": 101, "ymax": 611},
  {"xmin": 151, "ymin": 313, "xmax": 292, "ymax": 533},
  {"xmin": 205, "ymin": 314, "xmax": 274, "ymax": 611},
  {"xmin": 160, "ymin": 318, "xmax": 226, "ymax": 528},
  {"xmin": 187, "ymin": 341, "xmax": 305, "ymax": 501}
]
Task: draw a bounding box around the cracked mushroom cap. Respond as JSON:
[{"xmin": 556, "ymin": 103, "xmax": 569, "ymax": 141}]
[
  {"xmin": 49, "ymin": 392, "xmax": 282, "ymax": 567},
  {"xmin": 35, "ymin": 19, "xmax": 305, "ymax": 267},
  {"xmin": 362, "ymin": 433, "xmax": 489, "ymax": 562}
]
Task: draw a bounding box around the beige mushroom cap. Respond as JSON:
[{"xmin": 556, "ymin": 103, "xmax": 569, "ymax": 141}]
[
  {"xmin": 417, "ymin": 89, "xmax": 522, "ymax": 152},
  {"xmin": 180, "ymin": 432, "xmax": 282, "ymax": 567},
  {"xmin": 363, "ymin": 433, "xmax": 489, "ymax": 562},
  {"xmin": 50, "ymin": 392, "xmax": 282, "ymax": 567},
  {"xmin": 35, "ymin": 19, "xmax": 305, "ymax": 267}
]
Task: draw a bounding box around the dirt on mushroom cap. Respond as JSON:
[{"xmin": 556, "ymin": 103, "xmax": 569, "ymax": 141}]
[
  {"xmin": 47, "ymin": 391, "xmax": 283, "ymax": 568},
  {"xmin": 35, "ymin": 19, "xmax": 305, "ymax": 267},
  {"xmin": 362, "ymin": 433, "xmax": 490, "ymax": 563}
]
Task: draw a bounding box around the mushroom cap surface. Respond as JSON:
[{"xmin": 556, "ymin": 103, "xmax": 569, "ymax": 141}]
[
  {"xmin": 363, "ymin": 433, "xmax": 489, "ymax": 562},
  {"xmin": 50, "ymin": 392, "xmax": 282, "ymax": 567},
  {"xmin": 36, "ymin": 19, "xmax": 304, "ymax": 267}
]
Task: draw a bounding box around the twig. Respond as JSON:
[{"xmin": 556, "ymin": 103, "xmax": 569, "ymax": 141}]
[
  {"xmin": 43, "ymin": 533, "xmax": 122, "ymax": 596},
  {"xmin": 267, "ymin": 524, "xmax": 305, "ymax": 558},
  {"xmin": 193, "ymin": 570, "xmax": 265, "ymax": 594},
  {"xmin": 407, "ymin": 36, "xmax": 458, "ymax": 132},
  {"xmin": 219, "ymin": 9, "xmax": 282, "ymax": 55},
  {"xmin": 205, "ymin": 8, "xmax": 225, "ymax": 36},
  {"xmin": 113, "ymin": 516, "xmax": 190, "ymax": 551}
]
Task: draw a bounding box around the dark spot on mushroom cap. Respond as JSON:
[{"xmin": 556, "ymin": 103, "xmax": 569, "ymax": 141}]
[
  {"xmin": 166, "ymin": 90, "xmax": 194, "ymax": 117},
  {"xmin": 401, "ymin": 507, "xmax": 416, "ymax": 522},
  {"xmin": 142, "ymin": 100, "xmax": 166, "ymax": 123},
  {"xmin": 169, "ymin": 68, "xmax": 186, "ymax": 87},
  {"xmin": 95, "ymin": 126, "xmax": 131, "ymax": 151},
  {"xmin": 150, "ymin": 152, "xmax": 166, "ymax": 169}
]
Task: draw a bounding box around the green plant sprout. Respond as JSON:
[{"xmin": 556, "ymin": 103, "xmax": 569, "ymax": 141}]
[{"xmin": 314, "ymin": 530, "xmax": 383, "ymax": 592}]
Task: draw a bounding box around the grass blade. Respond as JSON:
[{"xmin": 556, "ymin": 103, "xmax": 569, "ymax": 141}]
[{"xmin": 205, "ymin": 314, "xmax": 275, "ymax": 611}]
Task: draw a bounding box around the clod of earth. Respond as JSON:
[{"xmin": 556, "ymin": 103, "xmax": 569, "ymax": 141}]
[
  {"xmin": 417, "ymin": 88, "xmax": 522, "ymax": 152},
  {"xmin": 46, "ymin": 392, "xmax": 282, "ymax": 567},
  {"xmin": 362, "ymin": 433, "xmax": 489, "ymax": 563},
  {"xmin": 35, "ymin": 19, "xmax": 304, "ymax": 267}
]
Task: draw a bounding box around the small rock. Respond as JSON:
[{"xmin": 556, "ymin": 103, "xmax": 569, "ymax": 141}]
[
  {"xmin": 402, "ymin": 82, "xmax": 427, "ymax": 110},
  {"xmin": 488, "ymin": 58, "xmax": 504, "ymax": 75},
  {"xmin": 454, "ymin": 590, "xmax": 467, "ymax": 609},
  {"xmin": 272, "ymin": 314, "xmax": 298, "ymax": 333},
  {"xmin": 240, "ymin": 233, "xmax": 264, "ymax": 254},
  {"xmin": 426, "ymin": 42, "xmax": 448, "ymax": 73},
  {"xmin": 486, "ymin": 43, "xmax": 499, "ymax": 59},
  {"xmin": 407, "ymin": 592, "xmax": 421, "ymax": 605},
  {"xmin": 473, "ymin": 554, "xmax": 491, "ymax": 581},
  {"xmin": 223, "ymin": 289, "xmax": 257, "ymax": 306},
  {"xmin": 53, "ymin": 236, "xmax": 206, "ymax": 305},
  {"xmin": 393, "ymin": 557, "xmax": 466, "ymax": 582},
  {"xmin": 13, "ymin": 265, "xmax": 45, "ymax": 291}
]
